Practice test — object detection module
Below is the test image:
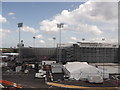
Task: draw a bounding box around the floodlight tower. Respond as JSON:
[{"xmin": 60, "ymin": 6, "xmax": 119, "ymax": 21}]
[
  {"xmin": 57, "ymin": 23, "xmax": 64, "ymax": 62},
  {"xmin": 53, "ymin": 37, "xmax": 56, "ymax": 48},
  {"xmin": 102, "ymin": 38, "xmax": 105, "ymax": 79},
  {"xmin": 33, "ymin": 36, "xmax": 36, "ymax": 47},
  {"xmin": 18, "ymin": 23, "xmax": 23, "ymax": 59},
  {"xmin": 82, "ymin": 38, "xmax": 85, "ymax": 41}
]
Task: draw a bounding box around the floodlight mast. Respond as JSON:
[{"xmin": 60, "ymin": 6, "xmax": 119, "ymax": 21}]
[
  {"xmin": 53, "ymin": 37, "xmax": 56, "ymax": 48},
  {"xmin": 18, "ymin": 23, "xmax": 23, "ymax": 59},
  {"xmin": 57, "ymin": 23, "xmax": 64, "ymax": 62},
  {"xmin": 102, "ymin": 38, "xmax": 105, "ymax": 79},
  {"xmin": 33, "ymin": 36, "xmax": 36, "ymax": 47}
]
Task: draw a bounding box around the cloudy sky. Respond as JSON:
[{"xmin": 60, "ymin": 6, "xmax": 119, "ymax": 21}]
[{"xmin": 1, "ymin": 0, "xmax": 118, "ymax": 48}]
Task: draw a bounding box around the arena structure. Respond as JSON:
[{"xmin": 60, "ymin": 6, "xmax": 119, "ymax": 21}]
[{"xmin": 20, "ymin": 42, "xmax": 119, "ymax": 63}]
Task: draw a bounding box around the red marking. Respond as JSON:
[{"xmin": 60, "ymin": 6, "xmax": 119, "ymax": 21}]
[{"xmin": 0, "ymin": 80, "xmax": 22, "ymax": 88}]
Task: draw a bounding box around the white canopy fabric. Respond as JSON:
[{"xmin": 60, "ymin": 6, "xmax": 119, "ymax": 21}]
[
  {"xmin": 0, "ymin": 56, "xmax": 8, "ymax": 58},
  {"xmin": 64, "ymin": 62, "xmax": 109, "ymax": 80},
  {"xmin": 2, "ymin": 53, "xmax": 19, "ymax": 56}
]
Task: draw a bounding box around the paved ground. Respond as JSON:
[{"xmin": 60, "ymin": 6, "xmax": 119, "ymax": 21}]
[
  {"xmin": 2, "ymin": 66, "xmax": 120, "ymax": 89},
  {"xmin": 59, "ymin": 79, "xmax": 120, "ymax": 87},
  {"xmin": 2, "ymin": 69, "xmax": 49, "ymax": 88}
]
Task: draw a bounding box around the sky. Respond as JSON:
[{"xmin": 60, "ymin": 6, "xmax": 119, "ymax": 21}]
[{"xmin": 0, "ymin": 1, "xmax": 118, "ymax": 48}]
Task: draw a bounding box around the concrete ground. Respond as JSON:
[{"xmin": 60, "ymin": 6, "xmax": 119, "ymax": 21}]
[
  {"xmin": 1, "ymin": 64, "xmax": 120, "ymax": 89},
  {"xmin": 2, "ymin": 69, "xmax": 49, "ymax": 88}
]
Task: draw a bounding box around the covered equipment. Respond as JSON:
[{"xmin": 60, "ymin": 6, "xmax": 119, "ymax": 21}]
[{"xmin": 64, "ymin": 62, "xmax": 109, "ymax": 81}]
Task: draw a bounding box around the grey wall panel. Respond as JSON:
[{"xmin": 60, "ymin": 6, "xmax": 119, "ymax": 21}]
[{"xmin": 20, "ymin": 46, "xmax": 118, "ymax": 63}]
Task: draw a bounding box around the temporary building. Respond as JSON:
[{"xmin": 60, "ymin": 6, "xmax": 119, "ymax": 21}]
[{"xmin": 64, "ymin": 62, "xmax": 109, "ymax": 80}]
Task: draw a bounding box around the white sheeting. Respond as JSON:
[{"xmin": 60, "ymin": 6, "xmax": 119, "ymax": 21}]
[
  {"xmin": 2, "ymin": 53, "xmax": 19, "ymax": 56},
  {"xmin": 64, "ymin": 62, "xmax": 109, "ymax": 80}
]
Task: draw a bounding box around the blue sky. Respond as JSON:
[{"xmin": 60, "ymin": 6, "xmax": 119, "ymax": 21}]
[
  {"xmin": 2, "ymin": 2, "xmax": 82, "ymax": 29},
  {"xmin": 1, "ymin": 1, "xmax": 118, "ymax": 48}
]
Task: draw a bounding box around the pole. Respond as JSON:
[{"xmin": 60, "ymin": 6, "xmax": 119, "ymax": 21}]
[
  {"xmin": 57, "ymin": 23, "xmax": 63, "ymax": 62},
  {"xmin": 59, "ymin": 28, "xmax": 61, "ymax": 62},
  {"xmin": 57, "ymin": 23, "xmax": 64, "ymax": 62},
  {"xmin": 59, "ymin": 28, "xmax": 61, "ymax": 48},
  {"xmin": 53, "ymin": 37, "xmax": 56, "ymax": 48},
  {"xmin": 33, "ymin": 36, "xmax": 36, "ymax": 47},
  {"xmin": 33, "ymin": 36, "xmax": 36, "ymax": 59},
  {"xmin": 57, "ymin": 43, "xmax": 59, "ymax": 62},
  {"xmin": 34, "ymin": 39, "xmax": 35, "ymax": 47},
  {"xmin": 19, "ymin": 27, "xmax": 20, "ymax": 59},
  {"xmin": 18, "ymin": 23, "xmax": 23, "ymax": 60},
  {"xmin": 54, "ymin": 39, "xmax": 55, "ymax": 48},
  {"xmin": 102, "ymin": 38, "xmax": 105, "ymax": 79}
]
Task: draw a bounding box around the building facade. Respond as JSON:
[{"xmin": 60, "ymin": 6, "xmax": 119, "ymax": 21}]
[
  {"xmin": 20, "ymin": 42, "xmax": 118, "ymax": 63},
  {"xmin": 68, "ymin": 44, "xmax": 118, "ymax": 63}
]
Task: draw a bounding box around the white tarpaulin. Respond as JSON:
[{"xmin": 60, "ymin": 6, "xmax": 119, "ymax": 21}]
[{"xmin": 64, "ymin": 62, "xmax": 109, "ymax": 80}]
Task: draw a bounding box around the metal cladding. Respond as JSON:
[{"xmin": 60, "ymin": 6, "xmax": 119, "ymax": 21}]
[
  {"xmin": 20, "ymin": 43, "xmax": 118, "ymax": 63},
  {"xmin": 20, "ymin": 47, "xmax": 57, "ymax": 61}
]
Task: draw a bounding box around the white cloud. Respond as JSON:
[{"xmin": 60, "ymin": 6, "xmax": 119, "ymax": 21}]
[
  {"xmin": 0, "ymin": 29, "xmax": 11, "ymax": 33},
  {"xmin": 40, "ymin": 20, "xmax": 59, "ymax": 32},
  {"xmin": 39, "ymin": 1, "xmax": 117, "ymax": 37},
  {"xmin": 8, "ymin": 12, "xmax": 15, "ymax": 16},
  {"xmin": 91, "ymin": 37, "xmax": 118, "ymax": 44},
  {"xmin": 12, "ymin": 16, "xmax": 17, "ymax": 19},
  {"xmin": 0, "ymin": 29, "xmax": 11, "ymax": 38},
  {"xmin": 21, "ymin": 25, "xmax": 38, "ymax": 33},
  {"xmin": 76, "ymin": 23, "xmax": 103, "ymax": 35},
  {"xmin": 68, "ymin": 41, "xmax": 75, "ymax": 44},
  {"xmin": 48, "ymin": 38, "xmax": 53, "ymax": 41},
  {"xmin": 39, "ymin": 40, "xmax": 45, "ymax": 44},
  {"xmin": 0, "ymin": 15, "xmax": 7, "ymax": 23},
  {"xmin": 70, "ymin": 37, "xmax": 77, "ymax": 41},
  {"xmin": 36, "ymin": 34, "xmax": 43, "ymax": 39},
  {"xmin": 91, "ymin": 37, "xmax": 105, "ymax": 42}
]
